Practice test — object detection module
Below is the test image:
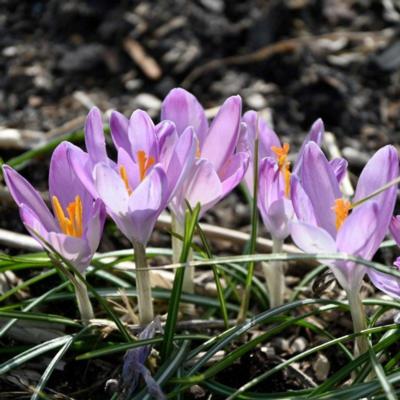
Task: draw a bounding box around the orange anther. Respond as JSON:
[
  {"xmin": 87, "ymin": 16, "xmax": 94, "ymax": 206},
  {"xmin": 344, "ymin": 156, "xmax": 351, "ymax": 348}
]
[
  {"xmin": 332, "ymin": 198, "xmax": 351, "ymax": 231},
  {"xmin": 119, "ymin": 165, "xmax": 132, "ymax": 195},
  {"xmin": 52, "ymin": 195, "xmax": 83, "ymax": 237},
  {"xmin": 137, "ymin": 150, "xmax": 155, "ymax": 181},
  {"xmin": 272, "ymin": 143, "xmax": 290, "ymax": 170}
]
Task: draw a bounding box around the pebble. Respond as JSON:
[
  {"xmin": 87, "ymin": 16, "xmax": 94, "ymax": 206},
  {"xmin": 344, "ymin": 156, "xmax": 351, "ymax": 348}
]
[
  {"xmin": 291, "ymin": 336, "xmax": 308, "ymax": 353},
  {"xmin": 134, "ymin": 93, "xmax": 161, "ymax": 111},
  {"xmin": 313, "ymin": 353, "xmax": 330, "ymax": 381},
  {"xmin": 246, "ymin": 93, "xmax": 267, "ymax": 110}
]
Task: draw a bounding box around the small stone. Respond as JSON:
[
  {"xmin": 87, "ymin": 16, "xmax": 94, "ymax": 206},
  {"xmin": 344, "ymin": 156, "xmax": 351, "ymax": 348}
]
[
  {"xmin": 291, "ymin": 336, "xmax": 308, "ymax": 353},
  {"xmin": 313, "ymin": 353, "xmax": 330, "ymax": 381},
  {"xmin": 246, "ymin": 93, "xmax": 267, "ymax": 110},
  {"xmin": 271, "ymin": 337, "xmax": 290, "ymax": 353},
  {"xmin": 135, "ymin": 93, "xmax": 161, "ymax": 111}
]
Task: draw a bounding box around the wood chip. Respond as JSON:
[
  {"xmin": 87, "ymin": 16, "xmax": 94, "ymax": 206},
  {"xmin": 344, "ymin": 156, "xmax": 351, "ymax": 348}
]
[{"xmin": 123, "ymin": 37, "xmax": 162, "ymax": 80}]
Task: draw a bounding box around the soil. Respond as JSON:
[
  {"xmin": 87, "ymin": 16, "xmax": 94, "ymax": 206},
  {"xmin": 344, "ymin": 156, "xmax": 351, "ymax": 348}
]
[{"xmin": 1, "ymin": 0, "xmax": 400, "ymax": 399}]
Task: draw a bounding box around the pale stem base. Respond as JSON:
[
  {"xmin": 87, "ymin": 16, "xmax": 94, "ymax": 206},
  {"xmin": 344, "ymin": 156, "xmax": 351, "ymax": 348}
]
[
  {"xmin": 171, "ymin": 212, "xmax": 195, "ymax": 315},
  {"xmin": 347, "ymin": 289, "xmax": 368, "ymax": 357},
  {"xmin": 74, "ymin": 274, "xmax": 94, "ymax": 325},
  {"xmin": 262, "ymin": 237, "xmax": 285, "ymax": 308},
  {"xmin": 133, "ymin": 240, "xmax": 154, "ymax": 325}
]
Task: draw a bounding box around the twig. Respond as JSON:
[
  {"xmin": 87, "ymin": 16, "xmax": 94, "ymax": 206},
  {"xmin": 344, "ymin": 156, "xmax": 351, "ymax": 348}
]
[{"xmin": 182, "ymin": 29, "xmax": 394, "ymax": 87}]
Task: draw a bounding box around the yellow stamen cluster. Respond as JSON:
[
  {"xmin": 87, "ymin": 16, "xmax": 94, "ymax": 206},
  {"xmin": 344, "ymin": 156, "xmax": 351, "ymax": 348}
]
[
  {"xmin": 52, "ymin": 195, "xmax": 83, "ymax": 237},
  {"xmin": 119, "ymin": 150, "xmax": 156, "ymax": 195},
  {"xmin": 137, "ymin": 150, "xmax": 155, "ymax": 182},
  {"xmin": 119, "ymin": 165, "xmax": 132, "ymax": 195},
  {"xmin": 272, "ymin": 143, "xmax": 291, "ymax": 198},
  {"xmin": 332, "ymin": 198, "xmax": 351, "ymax": 231}
]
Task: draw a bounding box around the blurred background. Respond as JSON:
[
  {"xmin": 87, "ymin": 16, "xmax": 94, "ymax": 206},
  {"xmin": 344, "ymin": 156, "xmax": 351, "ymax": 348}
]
[{"xmin": 1, "ymin": 0, "xmax": 400, "ymax": 154}]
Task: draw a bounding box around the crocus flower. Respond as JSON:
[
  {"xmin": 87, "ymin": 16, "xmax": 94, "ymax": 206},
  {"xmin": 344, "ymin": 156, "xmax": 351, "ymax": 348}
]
[
  {"xmin": 69, "ymin": 107, "xmax": 196, "ymax": 245},
  {"xmin": 290, "ymin": 142, "xmax": 399, "ymax": 295},
  {"xmin": 239, "ymin": 111, "xmax": 325, "ymax": 194},
  {"xmin": 3, "ymin": 142, "xmax": 105, "ymax": 272},
  {"xmin": 161, "ymin": 88, "xmax": 249, "ymax": 220}
]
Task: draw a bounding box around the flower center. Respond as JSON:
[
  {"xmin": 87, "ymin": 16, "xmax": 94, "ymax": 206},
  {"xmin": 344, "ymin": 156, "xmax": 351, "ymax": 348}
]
[
  {"xmin": 52, "ymin": 195, "xmax": 83, "ymax": 237},
  {"xmin": 119, "ymin": 151, "xmax": 155, "ymax": 195},
  {"xmin": 272, "ymin": 143, "xmax": 291, "ymax": 198},
  {"xmin": 137, "ymin": 150, "xmax": 155, "ymax": 181},
  {"xmin": 332, "ymin": 198, "xmax": 351, "ymax": 231}
]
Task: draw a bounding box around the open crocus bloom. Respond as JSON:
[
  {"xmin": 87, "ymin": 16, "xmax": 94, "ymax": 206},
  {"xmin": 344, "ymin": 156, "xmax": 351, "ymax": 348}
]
[
  {"xmin": 3, "ymin": 142, "xmax": 105, "ymax": 272},
  {"xmin": 290, "ymin": 142, "xmax": 400, "ymax": 295},
  {"xmin": 161, "ymin": 88, "xmax": 249, "ymax": 221},
  {"xmin": 243, "ymin": 113, "xmax": 325, "ymax": 241},
  {"xmin": 69, "ymin": 107, "xmax": 196, "ymax": 244},
  {"xmin": 239, "ymin": 111, "xmax": 325, "ymax": 194}
]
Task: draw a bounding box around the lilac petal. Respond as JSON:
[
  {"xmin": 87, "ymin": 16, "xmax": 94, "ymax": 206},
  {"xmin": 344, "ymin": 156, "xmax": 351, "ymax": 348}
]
[
  {"xmin": 395, "ymin": 257, "xmax": 400, "ymax": 269},
  {"xmin": 67, "ymin": 143, "xmax": 98, "ymax": 199},
  {"xmin": 94, "ymin": 163, "xmax": 129, "ymax": 215},
  {"xmin": 129, "ymin": 110, "xmax": 159, "ymax": 161},
  {"xmin": 329, "ymin": 158, "xmax": 348, "ymax": 183},
  {"xmin": 161, "ymin": 88, "xmax": 208, "ymax": 144},
  {"xmin": 368, "ymin": 267, "xmax": 400, "ymax": 299},
  {"xmin": 165, "ymin": 126, "xmax": 196, "ymax": 197},
  {"xmin": 3, "ymin": 165, "xmax": 57, "ymax": 232},
  {"xmin": 201, "ymin": 95, "xmax": 242, "ymax": 171},
  {"xmin": 299, "ymin": 142, "xmax": 341, "ymax": 237},
  {"xmin": 127, "ymin": 166, "xmax": 168, "ymax": 244},
  {"xmin": 110, "ymin": 110, "xmax": 130, "ymax": 154},
  {"xmin": 19, "ymin": 204, "xmax": 50, "ymax": 243},
  {"xmin": 242, "ymin": 110, "xmax": 281, "ymax": 160},
  {"xmin": 293, "ymin": 119, "xmax": 324, "ymax": 175},
  {"xmin": 263, "ymin": 198, "xmax": 293, "ymax": 240},
  {"xmin": 337, "ymin": 202, "xmax": 381, "ymax": 260},
  {"xmin": 117, "ymin": 147, "xmax": 140, "ymax": 190},
  {"xmin": 47, "ymin": 231, "xmax": 92, "ymax": 272},
  {"xmin": 219, "ymin": 152, "xmax": 249, "ymax": 198},
  {"xmin": 290, "ymin": 221, "xmax": 336, "ymax": 254},
  {"xmin": 354, "ymin": 145, "xmax": 399, "ymax": 205},
  {"xmin": 390, "ymin": 216, "xmax": 400, "ymax": 246},
  {"xmin": 85, "ymin": 107, "xmax": 108, "ymax": 164},
  {"xmin": 85, "ymin": 198, "xmax": 106, "ymax": 254},
  {"xmin": 290, "ymin": 175, "xmax": 317, "ymax": 226},
  {"xmin": 156, "ymin": 120, "xmax": 177, "ymax": 154},
  {"xmin": 258, "ymin": 157, "xmax": 284, "ymax": 227},
  {"xmin": 49, "ymin": 142, "xmax": 93, "ymax": 228}
]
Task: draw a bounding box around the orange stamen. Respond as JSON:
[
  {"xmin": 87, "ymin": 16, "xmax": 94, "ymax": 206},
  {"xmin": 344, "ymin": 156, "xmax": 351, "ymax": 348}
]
[
  {"xmin": 283, "ymin": 163, "xmax": 291, "ymax": 198},
  {"xmin": 272, "ymin": 143, "xmax": 290, "ymax": 170},
  {"xmin": 52, "ymin": 195, "xmax": 83, "ymax": 237},
  {"xmin": 119, "ymin": 165, "xmax": 132, "ymax": 195},
  {"xmin": 137, "ymin": 150, "xmax": 155, "ymax": 181},
  {"xmin": 332, "ymin": 198, "xmax": 351, "ymax": 231},
  {"xmin": 195, "ymin": 139, "xmax": 201, "ymax": 158}
]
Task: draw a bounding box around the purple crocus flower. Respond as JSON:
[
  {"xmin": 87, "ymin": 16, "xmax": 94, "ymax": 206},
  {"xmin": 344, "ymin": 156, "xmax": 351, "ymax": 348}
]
[
  {"xmin": 239, "ymin": 111, "xmax": 325, "ymax": 194},
  {"xmin": 3, "ymin": 142, "xmax": 105, "ymax": 272},
  {"xmin": 290, "ymin": 142, "xmax": 399, "ymax": 295},
  {"xmin": 241, "ymin": 113, "xmax": 325, "ymax": 241},
  {"xmin": 69, "ymin": 107, "xmax": 196, "ymax": 245},
  {"xmin": 161, "ymin": 88, "xmax": 249, "ymax": 220}
]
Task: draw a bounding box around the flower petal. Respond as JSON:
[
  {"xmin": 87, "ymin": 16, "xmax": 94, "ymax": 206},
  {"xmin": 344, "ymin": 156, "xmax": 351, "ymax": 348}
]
[
  {"xmin": 299, "ymin": 142, "xmax": 341, "ymax": 237},
  {"xmin": 290, "ymin": 175, "xmax": 317, "ymax": 226},
  {"xmin": 127, "ymin": 166, "xmax": 168, "ymax": 244},
  {"xmin": 110, "ymin": 110, "xmax": 130, "ymax": 153},
  {"xmin": 161, "ymin": 88, "xmax": 208, "ymax": 144},
  {"xmin": 129, "ymin": 110, "xmax": 158, "ymax": 161},
  {"xmin": 219, "ymin": 152, "xmax": 249, "ymax": 198},
  {"xmin": 390, "ymin": 215, "xmax": 400, "ymax": 247},
  {"xmin": 201, "ymin": 95, "xmax": 242, "ymax": 171},
  {"xmin": 367, "ymin": 267, "xmax": 400, "ymax": 299},
  {"xmin": 3, "ymin": 165, "xmax": 57, "ymax": 232},
  {"xmin": 85, "ymin": 107, "xmax": 108, "ymax": 164},
  {"xmin": 329, "ymin": 158, "xmax": 348, "ymax": 183}
]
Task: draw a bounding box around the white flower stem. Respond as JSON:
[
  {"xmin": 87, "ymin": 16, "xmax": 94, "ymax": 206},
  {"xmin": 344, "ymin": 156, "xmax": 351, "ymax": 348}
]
[
  {"xmin": 171, "ymin": 212, "xmax": 194, "ymax": 294},
  {"xmin": 171, "ymin": 212, "xmax": 195, "ymax": 315},
  {"xmin": 262, "ymin": 237, "xmax": 285, "ymax": 308},
  {"xmin": 73, "ymin": 274, "xmax": 94, "ymax": 325},
  {"xmin": 347, "ymin": 289, "xmax": 368, "ymax": 356},
  {"xmin": 132, "ymin": 240, "xmax": 154, "ymax": 325}
]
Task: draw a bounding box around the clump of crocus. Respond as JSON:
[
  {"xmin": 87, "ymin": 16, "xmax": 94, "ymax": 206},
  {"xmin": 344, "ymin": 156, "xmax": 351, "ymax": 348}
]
[
  {"xmin": 290, "ymin": 143, "xmax": 399, "ymax": 355},
  {"xmin": 240, "ymin": 112, "xmax": 325, "ymax": 308},
  {"xmin": 161, "ymin": 88, "xmax": 249, "ymax": 293},
  {"xmin": 3, "ymin": 142, "xmax": 105, "ymax": 324},
  {"xmin": 69, "ymin": 107, "xmax": 196, "ymax": 324}
]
